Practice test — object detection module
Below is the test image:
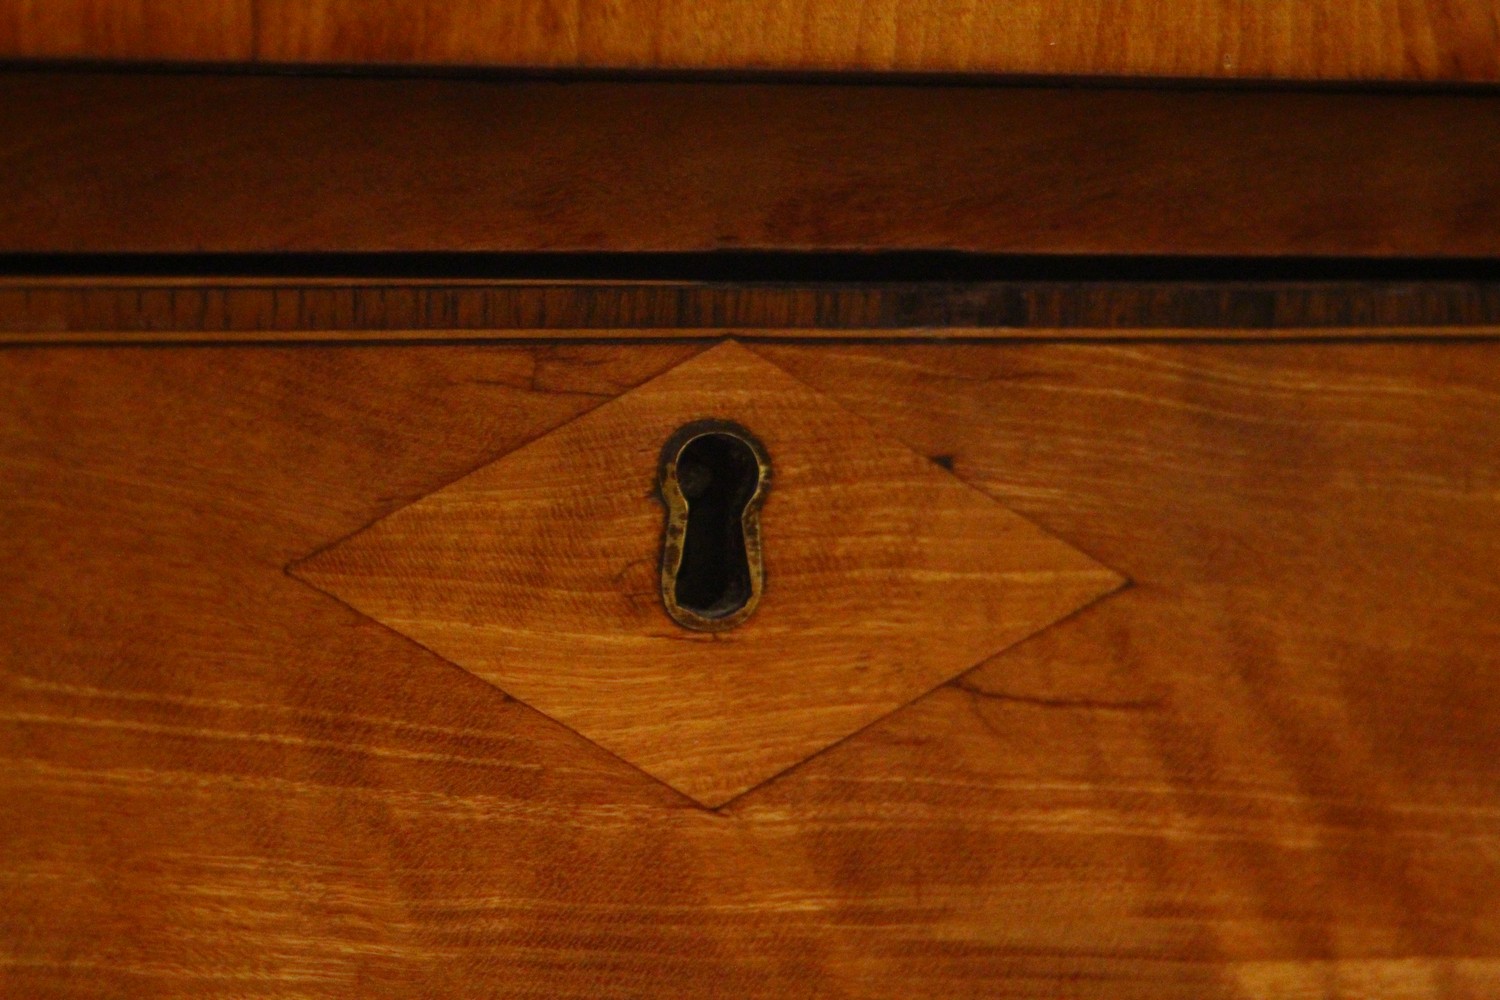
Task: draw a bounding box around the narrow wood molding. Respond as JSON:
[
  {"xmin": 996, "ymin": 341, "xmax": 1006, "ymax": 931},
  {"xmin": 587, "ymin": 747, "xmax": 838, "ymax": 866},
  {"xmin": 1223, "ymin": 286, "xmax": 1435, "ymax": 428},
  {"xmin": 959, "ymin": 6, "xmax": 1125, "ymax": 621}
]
[{"xmin": 3, "ymin": 279, "xmax": 1499, "ymax": 344}]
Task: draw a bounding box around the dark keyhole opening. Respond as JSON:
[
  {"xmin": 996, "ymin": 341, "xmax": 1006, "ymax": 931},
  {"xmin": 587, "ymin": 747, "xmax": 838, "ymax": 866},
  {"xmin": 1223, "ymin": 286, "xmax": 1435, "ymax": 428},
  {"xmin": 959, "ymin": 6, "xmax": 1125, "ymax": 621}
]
[{"xmin": 673, "ymin": 432, "xmax": 762, "ymax": 619}]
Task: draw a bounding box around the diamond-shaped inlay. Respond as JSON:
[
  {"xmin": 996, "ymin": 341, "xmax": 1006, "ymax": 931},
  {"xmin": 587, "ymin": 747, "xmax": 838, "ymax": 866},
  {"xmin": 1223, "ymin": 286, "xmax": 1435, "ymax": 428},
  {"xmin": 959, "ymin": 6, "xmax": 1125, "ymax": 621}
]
[{"xmin": 292, "ymin": 342, "xmax": 1124, "ymax": 806}]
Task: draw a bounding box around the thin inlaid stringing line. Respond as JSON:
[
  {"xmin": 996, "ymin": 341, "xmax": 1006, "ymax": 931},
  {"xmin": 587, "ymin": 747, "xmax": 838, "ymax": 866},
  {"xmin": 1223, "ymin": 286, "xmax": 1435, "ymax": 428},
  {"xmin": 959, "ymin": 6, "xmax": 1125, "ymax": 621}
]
[{"xmin": 4, "ymin": 326, "xmax": 1500, "ymax": 346}]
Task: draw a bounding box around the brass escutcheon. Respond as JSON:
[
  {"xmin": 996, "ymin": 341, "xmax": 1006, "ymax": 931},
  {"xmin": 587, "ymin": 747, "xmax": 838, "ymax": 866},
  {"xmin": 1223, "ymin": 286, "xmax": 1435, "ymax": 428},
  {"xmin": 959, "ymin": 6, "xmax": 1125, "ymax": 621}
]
[{"xmin": 657, "ymin": 420, "xmax": 771, "ymax": 631}]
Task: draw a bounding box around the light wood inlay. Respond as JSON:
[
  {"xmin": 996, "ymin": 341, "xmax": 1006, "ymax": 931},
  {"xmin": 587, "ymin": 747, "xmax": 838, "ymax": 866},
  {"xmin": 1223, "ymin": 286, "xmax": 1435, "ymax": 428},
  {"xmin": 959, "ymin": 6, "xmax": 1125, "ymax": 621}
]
[{"xmin": 292, "ymin": 342, "xmax": 1123, "ymax": 806}]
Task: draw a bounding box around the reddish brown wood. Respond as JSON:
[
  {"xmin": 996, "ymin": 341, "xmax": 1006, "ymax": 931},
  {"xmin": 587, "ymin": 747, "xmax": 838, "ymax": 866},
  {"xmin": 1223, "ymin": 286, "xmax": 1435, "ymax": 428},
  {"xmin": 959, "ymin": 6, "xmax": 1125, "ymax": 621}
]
[
  {"xmin": 2, "ymin": 0, "xmax": 1499, "ymax": 81},
  {"xmin": 0, "ymin": 0, "xmax": 251, "ymax": 60},
  {"xmin": 2, "ymin": 339, "xmax": 1497, "ymax": 997},
  {"xmin": 3, "ymin": 72, "xmax": 1500, "ymax": 257},
  {"xmin": 254, "ymin": 0, "xmax": 1500, "ymax": 81}
]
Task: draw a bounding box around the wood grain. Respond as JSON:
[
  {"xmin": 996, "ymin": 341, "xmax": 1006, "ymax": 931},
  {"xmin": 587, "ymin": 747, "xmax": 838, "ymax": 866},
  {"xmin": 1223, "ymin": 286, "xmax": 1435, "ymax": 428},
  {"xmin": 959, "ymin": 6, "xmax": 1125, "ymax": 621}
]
[
  {"xmin": 4, "ymin": 72, "xmax": 1500, "ymax": 257},
  {"xmin": 292, "ymin": 342, "xmax": 1122, "ymax": 806},
  {"xmin": 3, "ymin": 339, "xmax": 1497, "ymax": 997},
  {"xmin": 4, "ymin": 277, "xmax": 1500, "ymax": 343},
  {"xmin": 0, "ymin": 0, "xmax": 250, "ymax": 60},
  {"xmin": 254, "ymin": 0, "xmax": 1500, "ymax": 80},
  {"xmin": 3, "ymin": 0, "xmax": 1499, "ymax": 80}
]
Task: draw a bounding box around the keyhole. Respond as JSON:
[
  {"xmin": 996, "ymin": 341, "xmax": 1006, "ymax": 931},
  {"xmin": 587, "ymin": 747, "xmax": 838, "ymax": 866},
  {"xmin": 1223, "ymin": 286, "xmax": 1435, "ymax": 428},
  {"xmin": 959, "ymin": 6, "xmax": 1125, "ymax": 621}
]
[{"xmin": 658, "ymin": 421, "xmax": 770, "ymax": 631}]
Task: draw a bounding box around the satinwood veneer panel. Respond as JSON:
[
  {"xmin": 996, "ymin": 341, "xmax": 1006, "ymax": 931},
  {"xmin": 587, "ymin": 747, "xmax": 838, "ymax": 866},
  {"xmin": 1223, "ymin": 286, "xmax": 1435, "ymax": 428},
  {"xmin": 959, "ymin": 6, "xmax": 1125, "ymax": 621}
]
[
  {"xmin": 293, "ymin": 342, "xmax": 1122, "ymax": 806},
  {"xmin": 2, "ymin": 340, "xmax": 1497, "ymax": 997}
]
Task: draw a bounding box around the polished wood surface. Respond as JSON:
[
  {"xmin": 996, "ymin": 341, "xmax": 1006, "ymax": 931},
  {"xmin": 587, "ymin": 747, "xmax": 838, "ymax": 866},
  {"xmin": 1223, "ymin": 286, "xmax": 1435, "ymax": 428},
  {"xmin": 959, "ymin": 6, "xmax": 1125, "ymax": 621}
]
[
  {"xmin": 294, "ymin": 342, "xmax": 1122, "ymax": 806},
  {"xmin": 5, "ymin": 72, "xmax": 1500, "ymax": 257},
  {"xmin": 4, "ymin": 338, "xmax": 1497, "ymax": 997},
  {"xmin": 3, "ymin": 0, "xmax": 1499, "ymax": 80},
  {"xmin": 5, "ymin": 276, "xmax": 1500, "ymax": 343},
  {"xmin": 0, "ymin": 0, "xmax": 250, "ymax": 60},
  {"xmin": 260, "ymin": 0, "xmax": 1500, "ymax": 80}
]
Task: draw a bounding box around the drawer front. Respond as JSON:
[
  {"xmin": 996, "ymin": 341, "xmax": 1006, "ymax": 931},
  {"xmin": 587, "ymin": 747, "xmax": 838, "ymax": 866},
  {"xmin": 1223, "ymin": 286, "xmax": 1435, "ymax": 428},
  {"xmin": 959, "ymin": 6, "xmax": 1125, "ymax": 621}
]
[{"xmin": 3, "ymin": 330, "xmax": 1498, "ymax": 998}]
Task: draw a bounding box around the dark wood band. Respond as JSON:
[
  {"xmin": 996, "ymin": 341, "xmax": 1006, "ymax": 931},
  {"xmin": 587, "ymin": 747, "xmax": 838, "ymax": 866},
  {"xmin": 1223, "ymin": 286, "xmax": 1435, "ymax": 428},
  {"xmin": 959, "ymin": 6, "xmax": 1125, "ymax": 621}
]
[
  {"xmin": 3, "ymin": 278, "xmax": 1498, "ymax": 344},
  {"xmin": 3, "ymin": 70, "xmax": 1499, "ymax": 259}
]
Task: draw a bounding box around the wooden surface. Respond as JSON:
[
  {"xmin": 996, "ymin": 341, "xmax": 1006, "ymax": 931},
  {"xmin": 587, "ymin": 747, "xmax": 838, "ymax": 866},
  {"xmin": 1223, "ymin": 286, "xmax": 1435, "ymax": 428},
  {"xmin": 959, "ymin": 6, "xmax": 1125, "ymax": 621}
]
[
  {"xmin": 0, "ymin": 0, "xmax": 251, "ymax": 60},
  {"xmin": 294, "ymin": 342, "xmax": 1122, "ymax": 806},
  {"xmin": 4, "ymin": 337, "xmax": 1498, "ymax": 996},
  {"xmin": 5, "ymin": 276, "xmax": 1500, "ymax": 343},
  {"xmin": 3, "ymin": 0, "xmax": 1500, "ymax": 80},
  {"xmin": 5, "ymin": 72, "xmax": 1500, "ymax": 258}
]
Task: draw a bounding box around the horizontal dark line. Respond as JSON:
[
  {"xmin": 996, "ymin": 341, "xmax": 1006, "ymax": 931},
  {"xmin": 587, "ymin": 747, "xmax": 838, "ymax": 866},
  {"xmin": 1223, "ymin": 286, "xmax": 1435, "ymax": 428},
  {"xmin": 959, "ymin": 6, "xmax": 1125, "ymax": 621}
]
[
  {"xmin": 4, "ymin": 60, "xmax": 1500, "ymax": 96},
  {"xmin": 4, "ymin": 271, "xmax": 1500, "ymax": 342},
  {"xmin": 12, "ymin": 334, "xmax": 1497, "ymax": 352},
  {"xmin": 3, "ymin": 252, "xmax": 1499, "ymax": 283}
]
